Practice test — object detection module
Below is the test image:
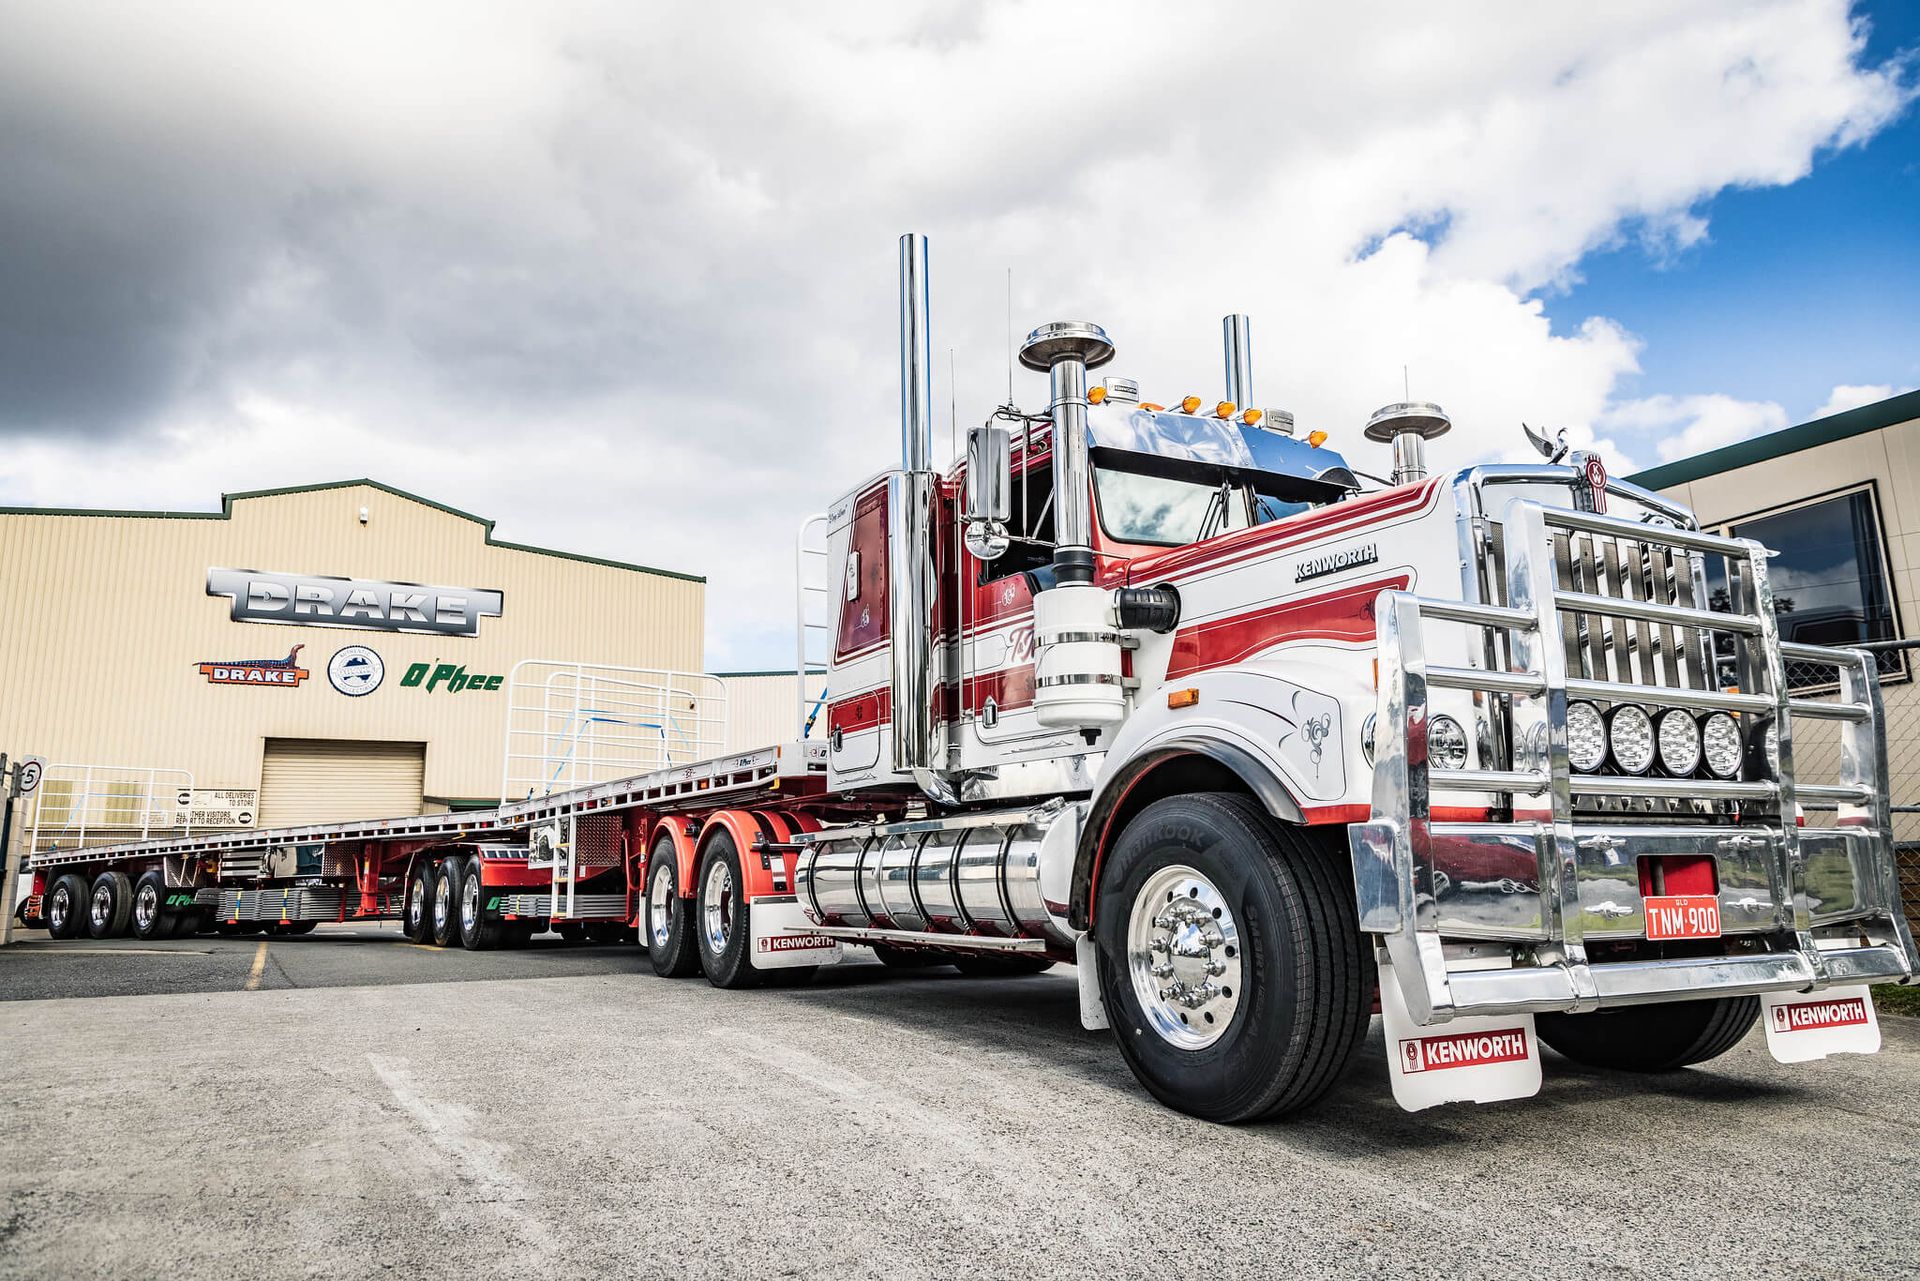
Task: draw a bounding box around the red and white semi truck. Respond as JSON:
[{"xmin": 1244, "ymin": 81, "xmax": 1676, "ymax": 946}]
[{"xmin": 16, "ymin": 235, "xmax": 1917, "ymax": 1120}]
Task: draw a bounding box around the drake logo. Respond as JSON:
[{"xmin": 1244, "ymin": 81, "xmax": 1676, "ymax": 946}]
[
  {"xmin": 207, "ymin": 569, "xmax": 503, "ymax": 637},
  {"xmin": 198, "ymin": 645, "xmax": 310, "ymax": 687}
]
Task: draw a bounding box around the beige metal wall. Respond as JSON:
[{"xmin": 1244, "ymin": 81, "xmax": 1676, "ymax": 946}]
[
  {"xmin": 0, "ymin": 482, "xmax": 704, "ymax": 813},
  {"xmin": 717, "ymin": 671, "xmax": 825, "ymax": 749}
]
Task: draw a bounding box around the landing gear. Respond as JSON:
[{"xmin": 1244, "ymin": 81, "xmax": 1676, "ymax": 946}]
[
  {"xmin": 1537, "ymin": 997, "xmax": 1761, "ymax": 1072},
  {"xmin": 1093, "ymin": 793, "xmax": 1370, "ymax": 1123}
]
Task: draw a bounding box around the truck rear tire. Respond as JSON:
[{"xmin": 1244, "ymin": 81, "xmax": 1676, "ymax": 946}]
[
  {"xmin": 695, "ymin": 832, "xmax": 761, "ymax": 989},
  {"xmin": 430, "ymin": 858, "xmax": 460, "ymax": 948},
  {"xmin": 645, "ymin": 838, "xmax": 701, "ymax": 978},
  {"xmin": 1536, "ymin": 996, "xmax": 1761, "ymax": 1072},
  {"xmin": 403, "ymin": 861, "xmax": 435, "ymax": 944},
  {"xmin": 459, "ymin": 854, "xmax": 504, "ymax": 951},
  {"xmin": 1093, "ymin": 793, "xmax": 1371, "ymax": 1123},
  {"xmin": 88, "ymin": 871, "xmax": 134, "ymax": 939},
  {"xmin": 952, "ymin": 954, "xmax": 1055, "ymax": 977},
  {"xmin": 45, "ymin": 873, "xmax": 88, "ymax": 938},
  {"xmin": 131, "ymin": 870, "xmax": 177, "ymax": 941}
]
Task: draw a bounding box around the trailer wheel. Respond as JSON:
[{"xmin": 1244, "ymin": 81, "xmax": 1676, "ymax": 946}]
[
  {"xmin": 645, "ymin": 838, "xmax": 701, "ymax": 978},
  {"xmin": 430, "ymin": 858, "xmax": 461, "ymax": 948},
  {"xmin": 952, "ymin": 954, "xmax": 1055, "ymax": 978},
  {"xmin": 87, "ymin": 871, "xmax": 134, "ymax": 939},
  {"xmin": 695, "ymin": 832, "xmax": 762, "ymax": 989},
  {"xmin": 458, "ymin": 854, "xmax": 504, "ymax": 951},
  {"xmin": 45, "ymin": 873, "xmax": 88, "ymax": 939},
  {"xmin": 1093, "ymin": 793, "xmax": 1370, "ymax": 1123},
  {"xmin": 1536, "ymin": 996, "xmax": 1761, "ymax": 1073},
  {"xmin": 131, "ymin": 871, "xmax": 176, "ymax": 941},
  {"xmin": 402, "ymin": 861, "xmax": 435, "ymax": 944}
]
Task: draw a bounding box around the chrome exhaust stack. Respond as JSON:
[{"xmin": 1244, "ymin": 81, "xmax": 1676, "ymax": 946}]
[
  {"xmin": 1364, "ymin": 401, "xmax": 1452, "ymax": 486},
  {"xmin": 1222, "ymin": 313, "xmax": 1253, "ymax": 410},
  {"xmin": 889, "ymin": 234, "xmax": 941, "ymax": 781}
]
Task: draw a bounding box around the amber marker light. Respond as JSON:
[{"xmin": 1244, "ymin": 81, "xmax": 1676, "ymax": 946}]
[
  {"xmin": 1240, "ymin": 407, "xmax": 1262, "ymax": 425},
  {"xmin": 1139, "ymin": 401, "xmax": 1166, "ymax": 411},
  {"xmin": 1181, "ymin": 395, "xmax": 1203, "ymax": 414},
  {"xmin": 1308, "ymin": 430, "xmax": 1329, "ymax": 448},
  {"xmin": 1167, "ymin": 688, "xmax": 1201, "ymax": 709},
  {"xmin": 1088, "ymin": 386, "xmax": 1107, "ymax": 404},
  {"xmin": 1215, "ymin": 401, "xmax": 1236, "ymax": 418}
]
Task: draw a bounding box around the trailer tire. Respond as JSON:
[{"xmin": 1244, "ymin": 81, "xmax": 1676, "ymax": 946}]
[
  {"xmin": 88, "ymin": 871, "xmax": 134, "ymax": 939},
  {"xmin": 45, "ymin": 873, "xmax": 88, "ymax": 939},
  {"xmin": 402, "ymin": 861, "xmax": 435, "ymax": 944},
  {"xmin": 1536, "ymin": 996, "xmax": 1762, "ymax": 1073},
  {"xmin": 131, "ymin": 870, "xmax": 177, "ymax": 941},
  {"xmin": 459, "ymin": 854, "xmax": 505, "ymax": 951},
  {"xmin": 430, "ymin": 859, "xmax": 461, "ymax": 948},
  {"xmin": 1093, "ymin": 793, "xmax": 1371, "ymax": 1124},
  {"xmin": 952, "ymin": 954, "xmax": 1055, "ymax": 978},
  {"xmin": 695, "ymin": 832, "xmax": 762, "ymax": 989},
  {"xmin": 645, "ymin": 840, "xmax": 701, "ymax": 978}
]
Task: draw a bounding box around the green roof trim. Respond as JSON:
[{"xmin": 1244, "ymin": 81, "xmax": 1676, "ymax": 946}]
[
  {"xmin": 712, "ymin": 668, "xmax": 828, "ymax": 678},
  {"xmin": 0, "ymin": 477, "xmax": 705, "ymax": 584},
  {"xmin": 1628, "ymin": 389, "xmax": 1920, "ymax": 491}
]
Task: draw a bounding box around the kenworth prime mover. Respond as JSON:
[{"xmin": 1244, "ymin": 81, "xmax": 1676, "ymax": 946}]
[{"xmin": 19, "ymin": 236, "xmax": 1915, "ymax": 1119}]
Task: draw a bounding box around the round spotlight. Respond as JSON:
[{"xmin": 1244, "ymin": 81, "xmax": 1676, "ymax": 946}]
[
  {"xmin": 1608, "ymin": 705, "xmax": 1655, "ymax": 774},
  {"xmin": 1701, "ymin": 712, "xmax": 1741, "ymax": 779},
  {"xmin": 1427, "ymin": 714, "xmax": 1469, "ymax": 772},
  {"xmin": 1566, "ymin": 701, "xmax": 1607, "ymax": 773},
  {"xmin": 1656, "ymin": 709, "xmax": 1702, "ymax": 775}
]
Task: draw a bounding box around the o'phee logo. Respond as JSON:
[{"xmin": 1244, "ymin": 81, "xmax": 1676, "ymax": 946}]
[{"xmin": 401, "ymin": 662, "xmax": 504, "ymax": 693}]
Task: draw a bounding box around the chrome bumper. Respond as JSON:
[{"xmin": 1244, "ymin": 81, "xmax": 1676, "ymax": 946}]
[{"xmin": 1354, "ymin": 499, "xmax": 1920, "ymax": 1024}]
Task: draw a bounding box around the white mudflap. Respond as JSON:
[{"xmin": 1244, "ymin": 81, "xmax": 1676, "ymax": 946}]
[
  {"xmin": 1379, "ymin": 958, "xmax": 1542, "ymax": 1112},
  {"xmin": 1075, "ymin": 934, "xmax": 1108, "ymax": 1031},
  {"xmin": 1761, "ymin": 985, "xmax": 1881, "ymax": 1064},
  {"xmin": 749, "ymin": 898, "xmax": 845, "ymax": 970}
]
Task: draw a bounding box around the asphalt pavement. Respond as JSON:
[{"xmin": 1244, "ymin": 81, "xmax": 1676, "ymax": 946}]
[{"xmin": 2, "ymin": 928, "xmax": 1916, "ymax": 1280}]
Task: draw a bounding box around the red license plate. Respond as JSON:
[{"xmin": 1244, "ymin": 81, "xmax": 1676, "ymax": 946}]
[{"xmin": 1644, "ymin": 894, "xmax": 1721, "ymax": 941}]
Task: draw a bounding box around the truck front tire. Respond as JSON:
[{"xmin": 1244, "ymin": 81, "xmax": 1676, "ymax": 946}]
[
  {"xmin": 1536, "ymin": 996, "xmax": 1761, "ymax": 1072},
  {"xmin": 1093, "ymin": 793, "xmax": 1370, "ymax": 1123}
]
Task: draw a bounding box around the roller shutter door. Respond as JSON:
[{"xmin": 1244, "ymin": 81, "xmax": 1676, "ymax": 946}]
[{"xmin": 259, "ymin": 739, "xmax": 426, "ymax": 827}]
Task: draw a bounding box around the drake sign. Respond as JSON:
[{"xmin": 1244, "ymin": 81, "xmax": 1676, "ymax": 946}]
[{"xmin": 207, "ymin": 569, "xmax": 503, "ymax": 638}]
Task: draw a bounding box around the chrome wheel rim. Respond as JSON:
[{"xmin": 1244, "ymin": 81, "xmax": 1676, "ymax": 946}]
[
  {"xmin": 90, "ymin": 885, "xmax": 113, "ymax": 933},
  {"xmin": 408, "ymin": 875, "xmax": 425, "ymax": 931},
  {"xmin": 1127, "ymin": 864, "xmax": 1243, "ymax": 1050},
  {"xmin": 702, "ymin": 858, "xmax": 734, "ymax": 954},
  {"xmin": 461, "ymin": 873, "xmax": 479, "ymax": 933},
  {"xmin": 135, "ymin": 883, "xmax": 159, "ymax": 933},
  {"xmin": 433, "ymin": 873, "xmax": 452, "ymax": 931},
  {"xmin": 48, "ymin": 885, "xmax": 71, "ymax": 932},
  {"xmin": 649, "ymin": 860, "xmax": 674, "ymax": 947}
]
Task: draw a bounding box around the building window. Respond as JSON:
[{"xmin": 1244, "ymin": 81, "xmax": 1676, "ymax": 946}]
[{"xmin": 1706, "ymin": 484, "xmax": 1906, "ymax": 692}]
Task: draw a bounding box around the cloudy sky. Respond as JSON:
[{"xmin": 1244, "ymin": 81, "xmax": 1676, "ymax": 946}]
[{"xmin": 2, "ymin": 1, "xmax": 1916, "ymax": 668}]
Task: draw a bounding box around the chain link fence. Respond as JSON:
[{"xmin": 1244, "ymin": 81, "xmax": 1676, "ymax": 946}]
[{"xmin": 1785, "ymin": 639, "xmax": 1920, "ymax": 933}]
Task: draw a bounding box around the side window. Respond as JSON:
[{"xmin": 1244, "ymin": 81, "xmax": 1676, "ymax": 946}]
[
  {"xmin": 836, "ymin": 487, "xmax": 890, "ymax": 658},
  {"xmin": 983, "ymin": 462, "xmax": 1056, "ymax": 582}
]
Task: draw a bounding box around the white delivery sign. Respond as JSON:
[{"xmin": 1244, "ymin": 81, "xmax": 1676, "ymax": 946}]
[{"xmin": 174, "ymin": 788, "xmax": 257, "ymax": 828}]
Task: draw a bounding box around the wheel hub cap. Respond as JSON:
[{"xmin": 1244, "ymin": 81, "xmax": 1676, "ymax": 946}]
[
  {"xmin": 702, "ymin": 861, "xmax": 733, "ymax": 953},
  {"xmin": 1127, "ymin": 865, "xmax": 1243, "ymax": 1050},
  {"xmin": 649, "ymin": 864, "xmax": 673, "ymax": 947}
]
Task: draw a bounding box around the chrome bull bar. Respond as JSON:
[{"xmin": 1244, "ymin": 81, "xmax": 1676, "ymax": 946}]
[{"xmin": 1351, "ymin": 499, "xmax": 1919, "ymax": 1025}]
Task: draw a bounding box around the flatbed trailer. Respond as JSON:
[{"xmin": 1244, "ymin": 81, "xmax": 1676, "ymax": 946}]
[{"xmin": 14, "ymin": 234, "xmax": 1916, "ymax": 1123}]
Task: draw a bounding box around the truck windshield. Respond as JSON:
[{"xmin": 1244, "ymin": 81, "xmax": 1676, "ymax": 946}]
[{"xmin": 1093, "ymin": 467, "xmax": 1254, "ymax": 546}]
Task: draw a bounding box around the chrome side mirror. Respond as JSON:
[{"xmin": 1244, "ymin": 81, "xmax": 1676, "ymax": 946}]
[{"xmin": 964, "ymin": 423, "xmax": 1012, "ymax": 560}]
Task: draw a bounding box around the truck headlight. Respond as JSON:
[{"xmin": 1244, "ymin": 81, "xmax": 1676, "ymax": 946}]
[
  {"xmin": 1427, "ymin": 714, "xmax": 1468, "ymax": 771},
  {"xmin": 1566, "ymin": 701, "xmax": 1606, "ymax": 772},
  {"xmin": 1608, "ymin": 705, "xmax": 1655, "ymax": 774},
  {"xmin": 1655, "ymin": 709, "xmax": 1701, "ymax": 775},
  {"xmin": 1701, "ymin": 712, "xmax": 1741, "ymax": 778}
]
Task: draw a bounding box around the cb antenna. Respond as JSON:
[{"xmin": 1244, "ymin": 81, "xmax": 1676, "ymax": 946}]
[{"xmin": 1005, "ymin": 267, "xmax": 1014, "ymax": 406}]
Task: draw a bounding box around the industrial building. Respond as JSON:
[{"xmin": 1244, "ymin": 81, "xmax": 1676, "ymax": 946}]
[{"xmin": 0, "ymin": 479, "xmax": 711, "ymax": 850}]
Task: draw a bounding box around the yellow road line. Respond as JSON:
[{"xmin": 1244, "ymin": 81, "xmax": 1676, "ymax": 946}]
[{"xmin": 243, "ymin": 940, "xmax": 269, "ymax": 991}]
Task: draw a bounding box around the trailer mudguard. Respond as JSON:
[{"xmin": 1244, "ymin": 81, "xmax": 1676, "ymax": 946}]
[{"xmin": 651, "ymin": 817, "xmax": 702, "ymax": 899}]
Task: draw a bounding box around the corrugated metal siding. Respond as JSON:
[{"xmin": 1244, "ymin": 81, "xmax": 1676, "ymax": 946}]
[
  {"xmin": 718, "ymin": 673, "xmax": 825, "ymax": 750},
  {"xmin": 259, "ymin": 739, "xmax": 426, "ymax": 826},
  {"xmin": 0, "ymin": 483, "xmax": 704, "ymax": 805}
]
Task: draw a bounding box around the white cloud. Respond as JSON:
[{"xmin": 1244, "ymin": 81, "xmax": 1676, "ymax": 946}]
[
  {"xmin": 1814, "ymin": 383, "xmax": 1911, "ymax": 418},
  {"xmin": 1602, "ymin": 393, "xmax": 1791, "ymax": 465},
  {"xmin": 0, "ymin": 0, "xmax": 1909, "ymax": 666}
]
